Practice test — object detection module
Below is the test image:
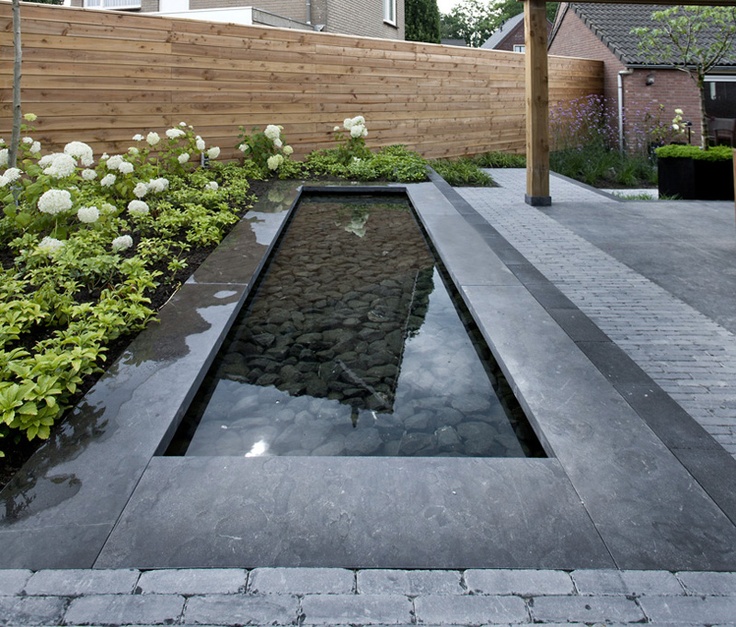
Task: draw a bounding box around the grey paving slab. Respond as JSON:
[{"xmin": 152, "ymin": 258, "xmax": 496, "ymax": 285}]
[
  {"xmin": 24, "ymin": 569, "xmax": 139, "ymax": 596},
  {"xmin": 675, "ymin": 571, "xmax": 736, "ymax": 595},
  {"xmin": 0, "ymin": 596, "xmax": 66, "ymax": 626},
  {"xmin": 529, "ymin": 595, "xmax": 646, "ymax": 623},
  {"xmin": 464, "ymin": 569, "xmax": 574, "ymax": 596},
  {"xmin": 248, "ymin": 568, "xmax": 354, "ymax": 594},
  {"xmin": 300, "ymin": 594, "xmax": 413, "ymax": 625},
  {"xmin": 413, "ymin": 595, "xmax": 529, "ymax": 624},
  {"xmin": 95, "ymin": 457, "xmax": 610, "ymax": 569},
  {"xmin": 638, "ymin": 596, "xmax": 736, "ymax": 624},
  {"xmin": 357, "ymin": 570, "xmax": 463, "ymax": 596},
  {"xmin": 64, "ymin": 594, "xmax": 185, "ymax": 626},
  {"xmin": 0, "ymin": 570, "xmax": 32, "ymax": 596},
  {"xmin": 461, "ymin": 283, "xmax": 736, "ymax": 570},
  {"xmin": 182, "ymin": 594, "xmax": 298, "ymax": 625},
  {"xmin": 136, "ymin": 569, "xmax": 246, "ymax": 595}
]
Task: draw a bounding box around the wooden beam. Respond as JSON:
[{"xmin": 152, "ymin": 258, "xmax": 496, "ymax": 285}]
[{"xmin": 523, "ymin": 0, "xmax": 550, "ymax": 206}]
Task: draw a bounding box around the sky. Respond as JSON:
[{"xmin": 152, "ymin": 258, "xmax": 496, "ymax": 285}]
[{"xmin": 437, "ymin": 0, "xmax": 463, "ymax": 15}]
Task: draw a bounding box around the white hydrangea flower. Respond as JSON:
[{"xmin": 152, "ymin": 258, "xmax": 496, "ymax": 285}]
[
  {"xmin": 40, "ymin": 153, "xmax": 77, "ymax": 178},
  {"xmin": 273, "ymin": 138, "xmax": 283, "ymax": 149},
  {"xmin": 77, "ymin": 206, "xmax": 100, "ymax": 223},
  {"xmin": 147, "ymin": 177, "xmax": 169, "ymax": 193},
  {"xmin": 238, "ymin": 143, "xmax": 249, "ymax": 152},
  {"xmin": 267, "ymin": 154, "xmax": 284, "ymax": 170},
  {"xmin": 30, "ymin": 141, "xmax": 41, "ymax": 154},
  {"xmin": 132, "ymin": 134, "xmax": 144, "ymax": 142},
  {"xmin": 81, "ymin": 169, "xmax": 97, "ymax": 181},
  {"xmin": 343, "ymin": 118, "xmax": 353, "ymax": 129},
  {"xmin": 207, "ymin": 146, "xmax": 220, "ymax": 159},
  {"xmin": 100, "ymin": 202, "xmax": 117, "ymax": 214},
  {"xmin": 128, "ymin": 147, "xmax": 139, "ymax": 156},
  {"xmin": 100, "ymin": 173, "xmax": 116, "ymax": 187},
  {"xmin": 264, "ymin": 125, "xmax": 282, "ymax": 141},
  {"xmin": 118, "ymin": 161, "xmax": 134, "ymax": 175},
  {"xmin": 112, "ymin": 234, "xmax": 134, "ymax": 252},
  {"xmin": 196, "ymin": 137, "xmax": 206, "ymax": 151},
  {"xmin": 178, "ymin": 153, "xmax": 190, "ymax": 164},
  {"xmin": 38, "ymin": 189, "xmax": 73, "ymax": 215},
  {"xmin": 674, "ymin": 108, "xmax": 684, "ymax": 115},
  {"xmin": 106, "ymin": 155, "xmax": 124, "ymax": 170},
  {"xmin": 166, "ymin": 128, "xmax": 186, "ymax": 139},
  {"xmin": 0, "ymin": 148, "xmax": 7, "ymax": 167},
  {"xmin": 350, "ymin": 124, "xmax": 366, "ymax": 139},
  {"xmin": 146, "ymin": 132, "xmax": 161, "ymax": 146},
  {"xmin": 64, "ymin": 141, "xmax": 94, "ymax": 167},
  {"xmin": 22, "ymin": 137, "xmax": 33, "ymax": 145},
  {"xmin": 206, "ymin": 181, "xmax": 219, "ymax": 190},
  {"xmin": 24, "ymin": 113, "xmax": 37, "ymax": 122},
  {"xmin": 179, "ymin": 121, "xmax": 188, "ymax": 127},
  {"xmin": 133, "ymin": 182, "xmax": 149, "ymax": 198},
  {"xmin": 0, "ymin": 167, "xmax": 21, "ymax": 187},
  {"xmin": 37, "ymin": 236, "xmax": 64, "ymax": 254},
  {"xmin": 127, "ymin": 199, "xmax": 150, "ymax": 216},
  {"xmin": 283, "ymin": 145, "xmax": 294, "ymax": 156},
  {"xmin": 333, "ymin": 126, "xmax": 341, "ymax": 132}
]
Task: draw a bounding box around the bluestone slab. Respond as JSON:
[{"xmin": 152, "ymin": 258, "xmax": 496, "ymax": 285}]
[{"xmin": 95, "ymin": 457, "xmax": 611, "ymax": 569}]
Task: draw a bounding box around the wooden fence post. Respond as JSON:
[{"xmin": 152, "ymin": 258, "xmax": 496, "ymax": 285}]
[{"xmin": 523, "ymin": 0, "xmax": 551, "ymax": 206}]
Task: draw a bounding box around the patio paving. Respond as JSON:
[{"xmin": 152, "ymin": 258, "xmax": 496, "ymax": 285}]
[{"xmin": 2, "ymin": 171, "xmax": 736, "ymax": 625}]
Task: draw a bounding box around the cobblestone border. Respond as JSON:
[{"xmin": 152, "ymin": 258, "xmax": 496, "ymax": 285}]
[{"xmin": 2, "ymin": 568, "xmax": 736, "ymax": 626}]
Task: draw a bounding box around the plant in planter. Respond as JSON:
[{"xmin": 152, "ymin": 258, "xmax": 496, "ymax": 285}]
[{"xmin": 655, "ymin": 144, "xmax": 734, "ymax": 200}]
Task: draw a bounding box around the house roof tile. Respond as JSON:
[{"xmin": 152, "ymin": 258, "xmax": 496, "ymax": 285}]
[{"xmin": 564, "ymin": 2, "xmax": 736, "ymax": 67}]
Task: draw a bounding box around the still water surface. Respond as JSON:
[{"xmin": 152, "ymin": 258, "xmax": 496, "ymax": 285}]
[{"xmin": 172, "ymin": 193, "xmax": 542, "ymax": 457}]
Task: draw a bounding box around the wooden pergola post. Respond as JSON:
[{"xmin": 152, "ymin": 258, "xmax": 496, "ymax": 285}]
[
  {"xmin": 520, "ymin": 0, "xmax": 733, "ymax": 206},
  {"xmin": 523, "ymin": 0, "xmax": 550, "ymax": 206}
]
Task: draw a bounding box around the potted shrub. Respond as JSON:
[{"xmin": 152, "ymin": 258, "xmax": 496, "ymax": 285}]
[{"xmin": 656, "ymin": 144, "xmax": 734, "ymax": 200}]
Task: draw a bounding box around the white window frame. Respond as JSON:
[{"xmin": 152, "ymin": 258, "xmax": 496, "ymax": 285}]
[
  {"xmin": 383, "ymin": 0, "xmax": 396, "ymax": 26},
  {"xmin": 513, "ymin": 44, "xmax": 525, "ymax": 53}
]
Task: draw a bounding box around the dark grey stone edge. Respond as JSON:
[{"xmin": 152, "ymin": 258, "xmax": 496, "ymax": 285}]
[{"xmin": 426, "ymin": 169, "xmax": 736, "ymax": 527}]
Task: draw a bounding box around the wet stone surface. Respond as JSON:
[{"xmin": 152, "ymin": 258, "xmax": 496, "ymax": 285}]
[{"xmin": 174, "ymin": 194, "xmax": 539, "ymax": 458}]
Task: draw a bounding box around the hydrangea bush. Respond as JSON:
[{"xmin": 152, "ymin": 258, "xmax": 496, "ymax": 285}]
[
  {"xmin": 0, "ymin": 118, "xmax": 250, "ymax": 455},
  {"xmin": 237, "ymin": 124, "xmax": 294, "ymax": 173}
]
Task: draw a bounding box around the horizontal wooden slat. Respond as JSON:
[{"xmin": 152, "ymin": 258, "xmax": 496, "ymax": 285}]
[{"xmin": 0, "ymin": 2, "xmax": 603, "ymax": 160}]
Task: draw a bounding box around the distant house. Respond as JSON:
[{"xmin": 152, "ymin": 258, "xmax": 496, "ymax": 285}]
[
  {"xmin": 548, "ymin": 2, "xmax": 736, "ymax": 149},
  {"xmin": 72, "ymin": 0, "xmax": 405, "ymax": 39},
  {"xmin": 481, "ymin": 12, "xmax": 551, "ymax": 53}
]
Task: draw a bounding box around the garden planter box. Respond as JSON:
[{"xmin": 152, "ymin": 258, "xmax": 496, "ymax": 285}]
[{"xmin": 657, "ymin": 147, "xmax": 734, "ymax": 201}]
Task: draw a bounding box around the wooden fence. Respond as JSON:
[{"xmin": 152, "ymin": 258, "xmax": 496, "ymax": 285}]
[{"xmin": 0, "ymin": 2, "xmax": 603, "ymax": 160}]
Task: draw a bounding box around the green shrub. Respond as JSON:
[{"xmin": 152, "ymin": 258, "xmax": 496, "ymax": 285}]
[
  {"xmin": 472, "ymin": 152, "xmax": 526, "ymax": 168},
  {"xmin": 429, "ymin": 158, "xmax": 496, "ymax": 187},
  {"xmin": 655, "ymin": 144, "xmax": 733, "ymax": 161},
  {"xmin": 0, "ymin": 121, "xmax": 251, "ymax": 455}
]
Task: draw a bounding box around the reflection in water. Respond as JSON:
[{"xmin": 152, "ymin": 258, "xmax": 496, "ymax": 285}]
[{"xmin": 169, "ymin": 194, "xmax": 543, "ymax": 458}]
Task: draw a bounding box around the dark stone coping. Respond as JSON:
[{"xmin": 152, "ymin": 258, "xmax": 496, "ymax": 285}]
[{"xmin": 2, "ymin": 176, "xmax": 736, "ymax": 570}]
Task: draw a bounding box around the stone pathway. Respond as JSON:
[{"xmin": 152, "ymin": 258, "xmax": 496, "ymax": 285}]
[
  {"xmin": 3, "ymin": 172, "xmax": 736, "ymax": 626},
  {"xmin": 2, "ymin": 567, "xmax": 736, "ymax": 625},
  {"xmin": 461, "ymin": 170, "xmax": 736, "ymax": 457}
]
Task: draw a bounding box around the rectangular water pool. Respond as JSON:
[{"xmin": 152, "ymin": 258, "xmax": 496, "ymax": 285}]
[{"xmin": 167, "ymin": 190, "xmax": 543, "ymax": 457}]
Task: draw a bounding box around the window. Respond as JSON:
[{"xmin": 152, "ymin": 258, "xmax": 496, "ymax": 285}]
[
  {"xmin": 705, "ymin": 75, "xmax": 736, "ymax": 118},
  {"xmin": 383, "ymin": 0, "xmax": 396, "ymax": 25},
  {"xmin": 513, "ymin": 44, "xmax": 525, "ymax": 53}
]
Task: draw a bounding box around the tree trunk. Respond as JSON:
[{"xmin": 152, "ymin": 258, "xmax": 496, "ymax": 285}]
[
  {"xmin": 9, "ymin": 0, "xmax": 22, "ymax": 168},
  {"xmin": 697, "ymin": 74, "xmax": 709, "ymax": 151}
]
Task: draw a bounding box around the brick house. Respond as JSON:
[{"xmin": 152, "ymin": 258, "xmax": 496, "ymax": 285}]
[
  {"xmin": 548, "ymin": 2, "xmax": 736, "ymax": 151},
  {"xmin": 481, "ymin": 12, "xmax": 551, "ymax": 54},
  {"xmin": 72, "ymin": 0, "xmax": 405, "ymax": 39}
]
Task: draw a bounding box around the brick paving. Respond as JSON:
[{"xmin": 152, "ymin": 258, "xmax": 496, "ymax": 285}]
[
  {"xmin": 3, "ymin": 173, "xmax": 736, "ymax": 626},
  {"xmin": 2, "ymin": 567, "xmax": 736, "ymax": 625},
  {"xmin": 461, "ymin": 170, "xmax": 736, "ymax": 457}
]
